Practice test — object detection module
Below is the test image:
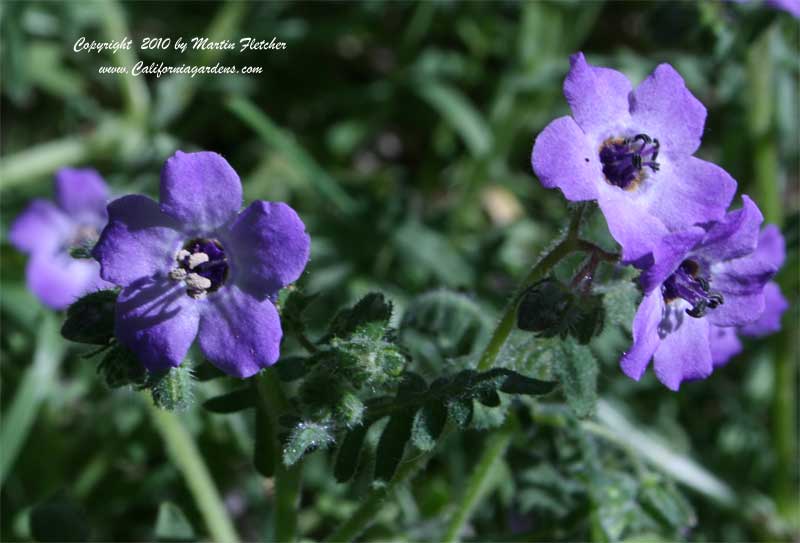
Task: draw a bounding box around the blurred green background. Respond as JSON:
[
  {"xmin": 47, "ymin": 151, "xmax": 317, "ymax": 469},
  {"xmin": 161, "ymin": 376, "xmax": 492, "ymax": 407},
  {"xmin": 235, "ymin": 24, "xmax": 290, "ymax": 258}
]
[{"xmin": 1, "ymin": 1, "xmax": 797, "ymax": 542}]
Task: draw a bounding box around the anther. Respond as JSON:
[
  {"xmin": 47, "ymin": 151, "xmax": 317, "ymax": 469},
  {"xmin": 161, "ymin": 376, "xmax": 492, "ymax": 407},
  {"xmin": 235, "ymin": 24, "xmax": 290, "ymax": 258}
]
[{"xmin": 188, "ymin": 252, "xmax": 209, "ymax": 269}]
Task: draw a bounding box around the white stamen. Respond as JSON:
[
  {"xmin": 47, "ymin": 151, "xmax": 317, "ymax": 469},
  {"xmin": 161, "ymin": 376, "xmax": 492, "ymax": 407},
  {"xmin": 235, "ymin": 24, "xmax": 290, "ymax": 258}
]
[
  {"xmin": 177, "ymin": 249, "xmax": 191, "ymax": 262},
  {"xmin": 169, "ymin": 268, "xmax": 187, "ymax": 281},
  {"xmin": 188, "ymin": 252, "xmax": 209, "ymax": 269},
  {"xmin": 185, "ymin": 273, "xmax": 212, "ymax": 290},
  {"xmin": 187, "ymin": 289, "xmax": 208, "ymax": 300}
]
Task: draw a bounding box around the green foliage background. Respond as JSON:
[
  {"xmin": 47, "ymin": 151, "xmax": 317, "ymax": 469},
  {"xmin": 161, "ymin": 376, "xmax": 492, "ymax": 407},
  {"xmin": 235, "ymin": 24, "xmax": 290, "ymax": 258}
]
[{"xmin": 1, "ymin": 1, "xmax": 797, "ymax": 542}]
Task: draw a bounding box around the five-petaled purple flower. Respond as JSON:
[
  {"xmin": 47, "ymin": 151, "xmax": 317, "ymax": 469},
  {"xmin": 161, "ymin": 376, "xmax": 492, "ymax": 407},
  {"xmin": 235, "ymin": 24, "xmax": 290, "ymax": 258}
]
[
  {"xmin": 10, "ymin": 169, "xmax": 112, "ymax": 309},
  {"xmin": 709, "ymin": 225, "xmax": 789, "ymax": 367},
  {"xmin": 532, "ymin": 53, "xmax": 737, "ymax": 263},
  {"xmin": 92, "ymin": 151, "xmax": 310, "ymax": 378},
  {"xmin": 621, "ymin": 196, "xmax": 780, "ymax": 390}
]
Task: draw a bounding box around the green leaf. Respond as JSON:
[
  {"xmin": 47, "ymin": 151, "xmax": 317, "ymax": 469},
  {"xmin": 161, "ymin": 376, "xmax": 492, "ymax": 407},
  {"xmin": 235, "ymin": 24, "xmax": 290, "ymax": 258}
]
[
  {"xmin": 326, "ymin": 292, "xmax": 393, "ymax": 341},
  {"xmin": 335, "ymin": 424, "xmax": 370, "ymax": 483},
  {"xmin": 448, "ymin": 399, "xmax": 474, "ymax": 429},
  {"xmin": 374, "ymin": 408, "xmax": 416, "ymax": 482},
  {"xmin": 30, "ymin": 494, "xmax": 90, "ymax": 542},
  {"xmin": 283, "ymin": 421, "xmax": 334, "ymax": 467},
  {"xmin": 202, "ymin": 388, "xmax": 255, "ymax": 414},
  {"xmin": 154, "ymin": 502, "xmax": 195, "ymax": 542},
  {"xmin": 553, "ymin": 338, "xmax": 598, "ymax": 418},
  {"xmin": 97, "ymin": 343, "xmax": 147, "ymax": 389},
  {"xmin": 393, "ymin": 222, "xmax": 475, "ymax": 288},
  {"xmin": 416, "ymin": 80, "xmax": 492, "ymax": 157},
  {"xmin": 275, "ymin": 356, "xmax": 307, "ymax": 382},
  {"xmin": 400, "ymin": 289, "xmax": 493, "ymax": 365},
  {"xmin": 477, "ymin": 389, "xmax": 501, "ymax": 407},
  {"xmin": 639, "ymin": 476, "xmax": 696, "ymax": 532},
  {"xmin": 493, "ymin": 369, "xmax": 557, "ymax": 396},
  {"xmin": 226, "ymin": 96, "xmax": 357, "ymax": 214},
  {"xmin": 334, "ymin": 390, "xmax": 366, "ymax": 429},
  {"xmin": 280, "ymin": 289, "xmax": 319, "ymax": 339},
  {"xmin": 61, "ymin": 289, "xmax": 118, "ymax": 345},
  {"xmin": 411, "ymin": 400, "xmax": 448, "ymax": 451}
]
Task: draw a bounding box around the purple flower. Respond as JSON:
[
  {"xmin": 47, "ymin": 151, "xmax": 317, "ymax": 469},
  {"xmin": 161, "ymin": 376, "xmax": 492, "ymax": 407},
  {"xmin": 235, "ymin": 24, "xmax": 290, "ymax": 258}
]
[
  {"xmin": 92, "ymin": 151, "xmax": 310, "ymax": 378},
  {"xmin": 710, "ymin": 225, "xmax": 789, "ymax": 367},
  {"xmin": 9, "ymin": 169, "xmax": 112, "ymax": 309},
  {"xmin": 531, "ymin": 53, "xmax": 737, "ymax": 263},
  {"xmin": 621, "ymin": 196, "xmax": 780, "ymax": 390}
]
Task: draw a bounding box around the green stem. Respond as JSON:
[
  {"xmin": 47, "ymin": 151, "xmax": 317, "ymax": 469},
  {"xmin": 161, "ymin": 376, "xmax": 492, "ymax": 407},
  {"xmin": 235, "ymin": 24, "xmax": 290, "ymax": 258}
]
[
  {"xmin": 476, "ymin": 205, "xmax": 585, "ymax": 372},
  {"xmin": 442, "ymin": 416, "xmax": 516, "ymax": 542},
  {"xmin": 146, "ymin": 399, "xmax": 240, "ymax": 543},
  {"xmin": 255, "ymin": 369, "xmax": 304, "ymax": 543},
  {"xmin": 0, "ymin": 314, "xmax": 65, "ymax": 484}
]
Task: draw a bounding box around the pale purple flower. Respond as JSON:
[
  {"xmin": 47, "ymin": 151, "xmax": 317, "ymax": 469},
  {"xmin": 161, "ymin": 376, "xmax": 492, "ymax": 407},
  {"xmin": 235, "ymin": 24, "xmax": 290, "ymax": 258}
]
[
  {"xmin": 532, "ymin": 53, "xmax": 737, "ymax": 263},
  {"xmin": 710, "ymin": 225, "xmax": 789, "ymax": 367},
  {"xmin": 9, "ymin": 169, "xmax": 112, "ymax": 309},
  {"xmin": 92, "ymin": 151, "xmax": 310, "ymax": 378},
  {"xmin": 621, "ymin": 196, "xmax": 780, "ymax": 390}
]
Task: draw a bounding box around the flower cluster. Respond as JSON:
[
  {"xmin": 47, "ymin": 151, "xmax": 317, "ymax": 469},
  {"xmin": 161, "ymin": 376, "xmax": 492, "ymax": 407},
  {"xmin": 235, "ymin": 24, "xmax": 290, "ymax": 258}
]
[
  {"xmin": 532, "ymin": 53, "xmax": 787, "ymax": 390},
  {"xmin": 10, "ymin": 151, "xmax": 310, "ymax": 379}
]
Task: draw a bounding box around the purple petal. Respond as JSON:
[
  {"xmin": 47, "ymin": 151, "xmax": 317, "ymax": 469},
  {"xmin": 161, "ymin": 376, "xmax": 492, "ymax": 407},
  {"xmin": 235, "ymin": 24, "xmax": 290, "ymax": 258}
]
[
  {"xmin": 531, "ymin": 116, "xmax": 601, "ymax": 202},
  {"xmin": 752, "ymin": 224, "xmax": 786, "ymax": 270},
  {"xmin": 647, "ymin": 157, "xmax": 737, "ymax": 232},
  {"xmin": 697, "ymin": 195, "xmax": 763, "ymax": 262},
  {"xmin": 563, "ymin": 52, "xmax": 632, "ymax": 136},
  {"xmin": 54, "ymin": 168, "xmax": 109, "ymax": 219},
  {"xmin": 93, "ymin": 195, "xmax": 183, "ymax": 287},
  {"xmin": 597, "ymin": 188, "xmax": 670, "ymax": 263},
  {"xmin": 198, "ymin": 286, "xmax": 282, "ymax": 378},
  {"xmin": 225, "ymin": 201, "xmax": 311, "ymax": 299},
  {"xmin": 711, "ymin": 251, "xmax": 777, "ymax": 297},
  {"xmin": 653, "ymin": 305, "xmax": 712, "ymax": 390},
  {"xmin": 629, "ymin": 63, "xmax": 707, "ymax": 156},
  {"xmin": 637, "ymin": 227, "xmax": 705, "ymax": 293},
  {"xmin": 706, "ymin": 291, "xmax": 765, "ymax": 327},
  {"xmin": 740, "ymin": 282, "xmax": 788, "ymax": 337},
  {"xmin": 709, "ymin": 326, "xmax": 743, "ymax": 368},
  {"xmin": 26, "ymin": 252, "xmax": 109, "ymax": 310},
  {"xmin": 620, "ymin": 290, "xmax": 663, "ymax": 381},
  {"xmin": 160, "ymin": 151, "xmax": 242, "ymax": 232},
  {"xmin": 9, "ymin": 200, "xmax": 71, "ymax": 254},
  {"xmin": 115, "ymin": 277, "xmax": 200, "ymax": 372}
]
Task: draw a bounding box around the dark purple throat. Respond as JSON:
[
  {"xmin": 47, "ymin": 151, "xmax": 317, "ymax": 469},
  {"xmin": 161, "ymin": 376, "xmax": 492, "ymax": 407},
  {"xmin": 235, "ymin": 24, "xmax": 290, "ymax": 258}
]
[
  {"xmin": 662, "ymin": 260, "xmax": 724, "ymax": 319},
  {"xmin": 599, "ymin": 133, "xmax": 660, "ymax": 190}
]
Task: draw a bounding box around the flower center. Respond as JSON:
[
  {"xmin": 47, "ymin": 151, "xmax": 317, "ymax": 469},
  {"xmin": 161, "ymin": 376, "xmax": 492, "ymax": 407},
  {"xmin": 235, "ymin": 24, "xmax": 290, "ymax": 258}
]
[
  {"xmin": 662, "ymin": 260, "xmax": 724, "ymax": 318},
  {"xmin": 599, "ymin": 133, "xmax": 660, "ymax": 190},
  {"xmin": 169, "ymin": 238, "xmax": 229, "ymax": 299}
]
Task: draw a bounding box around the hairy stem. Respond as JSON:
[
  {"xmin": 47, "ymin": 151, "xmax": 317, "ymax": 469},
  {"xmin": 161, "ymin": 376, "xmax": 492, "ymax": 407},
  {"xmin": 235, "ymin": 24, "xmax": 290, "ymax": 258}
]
[
  {"xmin": 255, "ymin": 369, "xmax": 304, "ymax": 542},
  {"xmin": 442, "ymin": 416, "xmax": 516, "ymax": 542},
  {"xmin": 147, "ymin": 399, "xmax": 240, "ymax": 543}
]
